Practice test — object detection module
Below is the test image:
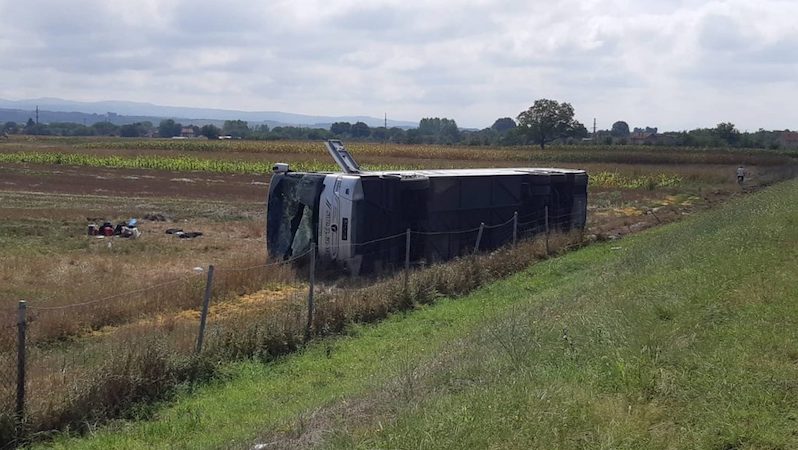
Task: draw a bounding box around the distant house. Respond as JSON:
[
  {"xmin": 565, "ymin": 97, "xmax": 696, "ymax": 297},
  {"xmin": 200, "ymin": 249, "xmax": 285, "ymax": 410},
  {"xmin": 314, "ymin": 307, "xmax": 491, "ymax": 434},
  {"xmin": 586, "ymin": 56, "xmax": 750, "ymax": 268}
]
[
  {"xmin": 778, "ymin": 131, "xmax": 798, "ymax": 149},
  {"xmin": 628, "ymin": 131, "xmax": 658, "ymax": 145},
  {"xmin": 180, "ymin": 127, "xmax": 195, "ymax": 138}
]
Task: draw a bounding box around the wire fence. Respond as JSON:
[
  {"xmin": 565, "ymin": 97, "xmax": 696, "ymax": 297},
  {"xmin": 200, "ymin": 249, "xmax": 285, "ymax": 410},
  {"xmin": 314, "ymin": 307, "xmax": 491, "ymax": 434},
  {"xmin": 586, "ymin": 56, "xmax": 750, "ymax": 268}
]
[
  {"xmin": 0, "ymin": 256, "xmax": 311, "ymax": 447},
  {"xmin": 1, "ymin": 206, "xmax": 582, "ymax": 447},
  {"xmin": 0, "ymin": 314, "xmax": 17, "ymax": 445}
]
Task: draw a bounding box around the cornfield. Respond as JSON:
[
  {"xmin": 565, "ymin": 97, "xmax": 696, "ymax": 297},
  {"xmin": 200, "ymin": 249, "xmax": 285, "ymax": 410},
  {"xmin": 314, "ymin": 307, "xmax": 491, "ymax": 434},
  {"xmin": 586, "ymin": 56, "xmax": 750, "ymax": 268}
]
[
  {"xmin": 2, "ymin": 136, "xmax": 791, "ymax": 166},
  {"xmin": 0, "ymin": 152, "xmax": 415, "ymax": 174},
  {"xmin": 0, "ymin": 151, "xmax": 686, "ymax": 189},
  {"xmin": 589, "ymin": 172, "xmax": 682, "ymax": 190}
]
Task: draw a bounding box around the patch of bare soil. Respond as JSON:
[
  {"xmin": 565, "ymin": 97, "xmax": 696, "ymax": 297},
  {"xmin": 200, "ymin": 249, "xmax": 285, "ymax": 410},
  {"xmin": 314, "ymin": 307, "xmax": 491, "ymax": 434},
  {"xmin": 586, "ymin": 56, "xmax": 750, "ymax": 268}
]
[{"xmin": 0, "ymin": 163, "xmax": 269, "ymax": 202}]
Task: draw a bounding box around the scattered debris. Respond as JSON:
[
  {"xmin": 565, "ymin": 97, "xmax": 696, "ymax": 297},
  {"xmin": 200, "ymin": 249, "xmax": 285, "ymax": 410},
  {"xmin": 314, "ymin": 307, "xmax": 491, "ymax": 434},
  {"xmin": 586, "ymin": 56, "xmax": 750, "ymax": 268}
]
[
  {"xmin": 87, "ymin": 218, "xmax": 140, "ymax": 239},
  {"xmin": 165, "ymin": 228, "xmax": 203, "ymax": 239}
]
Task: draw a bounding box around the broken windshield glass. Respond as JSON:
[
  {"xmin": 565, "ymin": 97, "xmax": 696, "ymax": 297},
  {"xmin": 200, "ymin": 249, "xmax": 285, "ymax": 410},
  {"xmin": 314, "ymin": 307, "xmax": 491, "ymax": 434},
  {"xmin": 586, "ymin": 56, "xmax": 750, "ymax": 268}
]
[{"xmin": 267, "ymin": 173, "xmax": 325, "ymax": 260}]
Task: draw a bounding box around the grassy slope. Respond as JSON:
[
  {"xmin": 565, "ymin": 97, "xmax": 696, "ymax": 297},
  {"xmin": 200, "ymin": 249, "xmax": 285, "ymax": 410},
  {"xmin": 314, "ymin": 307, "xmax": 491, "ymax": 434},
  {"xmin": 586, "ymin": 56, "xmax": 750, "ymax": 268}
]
[
  {"xmin": 47, "ymin": 180, "xmax": 798, "ymax": 449},
  {"xmin": 342, "ymin": 181, "xmax": 797, "ymax": 450}
]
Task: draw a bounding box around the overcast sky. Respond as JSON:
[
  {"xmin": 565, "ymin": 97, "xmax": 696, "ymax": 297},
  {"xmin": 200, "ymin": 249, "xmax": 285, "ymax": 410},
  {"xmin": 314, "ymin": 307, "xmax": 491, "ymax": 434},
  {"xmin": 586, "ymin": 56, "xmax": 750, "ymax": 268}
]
[{"xmin": 0, "ymin": 0, "xmax": 796, "ymax": 130}]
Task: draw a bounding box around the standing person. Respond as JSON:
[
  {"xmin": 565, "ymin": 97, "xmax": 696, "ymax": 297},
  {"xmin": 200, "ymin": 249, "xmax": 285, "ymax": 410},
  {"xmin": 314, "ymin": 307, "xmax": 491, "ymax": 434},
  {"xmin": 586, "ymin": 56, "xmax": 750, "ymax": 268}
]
[{"xmin": 736, "ymin": 165, "xmax": 745, "ymax": 185}]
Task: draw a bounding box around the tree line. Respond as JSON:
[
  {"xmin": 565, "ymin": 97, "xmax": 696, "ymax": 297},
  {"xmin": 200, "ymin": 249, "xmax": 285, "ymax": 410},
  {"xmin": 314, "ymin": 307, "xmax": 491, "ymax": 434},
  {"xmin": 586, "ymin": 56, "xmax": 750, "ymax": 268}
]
[{"xmin": 1, "ymin": 100, "xmax": 793, "ymax": 150}]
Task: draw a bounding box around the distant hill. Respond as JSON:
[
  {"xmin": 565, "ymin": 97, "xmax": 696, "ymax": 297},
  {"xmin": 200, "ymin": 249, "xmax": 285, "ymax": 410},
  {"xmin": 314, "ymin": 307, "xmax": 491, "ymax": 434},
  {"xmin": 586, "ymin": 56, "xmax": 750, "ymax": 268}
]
[{"xmin": 0, "ymin": 98, "xmax": 417, "ymax": 129}]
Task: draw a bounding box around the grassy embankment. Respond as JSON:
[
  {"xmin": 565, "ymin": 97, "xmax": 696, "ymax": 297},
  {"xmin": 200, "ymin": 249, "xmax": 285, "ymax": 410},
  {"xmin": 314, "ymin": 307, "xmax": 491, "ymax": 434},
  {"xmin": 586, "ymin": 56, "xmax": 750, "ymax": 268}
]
[{"xmin": 47, "ymin": 179, "xmax": 798, "ymax": 448}]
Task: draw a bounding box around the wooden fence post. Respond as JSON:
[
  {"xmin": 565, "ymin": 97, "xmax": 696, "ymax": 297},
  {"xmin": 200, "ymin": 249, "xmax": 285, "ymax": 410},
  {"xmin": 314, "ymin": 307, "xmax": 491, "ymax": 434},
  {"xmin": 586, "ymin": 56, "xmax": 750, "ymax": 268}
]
[
  {"xmin": 195, "ymin": 265, "xmax": 214, "ymax": 354},
  {"xmin": 544, "ymin": 206, "xmax": 550, "ymax": 255},
  {"xmin": 512, "ymin": 211, "xmax": 518, "ymax": 246},
  {"xmin": 16, "ymin": 300, "xmax": 27, "ymax": 439},
  {"xmin": 474, "ymin": 223, "xmax": 485, "ymax": 254},
  {"xmin": 305, "ymin": 244, "xmax": 316, "ymax": 342}
]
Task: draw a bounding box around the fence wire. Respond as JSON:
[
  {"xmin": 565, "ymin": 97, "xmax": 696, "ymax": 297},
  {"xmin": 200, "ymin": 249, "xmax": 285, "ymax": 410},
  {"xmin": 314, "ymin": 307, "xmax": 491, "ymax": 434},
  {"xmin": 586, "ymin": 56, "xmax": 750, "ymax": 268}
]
[
  {"xmin": 2, "ymin": 206, "xmax": 586, "ymax": 446},
  {"xmin": 350, "ymin": 232, "xmax": 407, "ymax": 248},
  {"xmin": 26, "ymin": 277, "xmax": 189, "ymax": 311},
  {"xmin": 1, "ymin": 252, "xmax": 309, "ymax": 445},
  {"xmin": 214, "ymin": 247, "xmax": 312, "ymax": 273},
  {"xmin": 0, "ymin": 315, "xmax": 16, "ymax": 439}
]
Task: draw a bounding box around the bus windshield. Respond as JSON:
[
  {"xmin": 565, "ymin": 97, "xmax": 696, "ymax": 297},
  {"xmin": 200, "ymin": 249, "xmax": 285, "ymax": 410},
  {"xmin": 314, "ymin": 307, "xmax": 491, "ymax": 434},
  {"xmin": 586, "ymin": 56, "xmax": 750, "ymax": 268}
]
[{"xmin": 266, "ymin": 173, "xmax": 326, "ymax": 260}]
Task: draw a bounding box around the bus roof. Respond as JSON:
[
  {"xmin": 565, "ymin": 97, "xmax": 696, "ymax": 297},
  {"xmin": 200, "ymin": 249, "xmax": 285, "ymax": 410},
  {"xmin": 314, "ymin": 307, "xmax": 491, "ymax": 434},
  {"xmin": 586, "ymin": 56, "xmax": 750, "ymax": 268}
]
[{"xmin": 357, "ymin": 167, "xmax": 586, "ymax": 178}]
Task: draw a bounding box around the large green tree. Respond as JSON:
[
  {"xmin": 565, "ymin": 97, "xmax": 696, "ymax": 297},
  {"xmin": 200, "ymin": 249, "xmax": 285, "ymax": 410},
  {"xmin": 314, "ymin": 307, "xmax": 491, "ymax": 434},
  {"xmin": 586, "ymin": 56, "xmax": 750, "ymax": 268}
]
[
  {"xmin": 350, "ymin": 121, "xmax": 371, "ymax": 138},
  {"xmin": 517, "ymin": 99, "xmax": 584, "ymax": 149},
  {"xmin": 158, "ymin": 119, "xmax": 181, "ymax": 138},
  {"xmin": 222, "ymin": 120, "xmax": 250, "ymax": 138},
  {"xmin": 491, "ymin": 117, "xmax": 516, "ymax": 133},
  {"xmin": 200, "ymin": 124, "xmax": 221, "ymax": 140},
  {"xmin": 2, "ymin": 121, "xmax": 19, "ymax": 134},
  {"xmin": 120, "ymin": 122, "xmax": 150, "ymax": 137},
  {"xmin": 92, "ymin": 121, "xmax": 119, "ymax": 136},
  {"xmin": 418, "ymin": 117, "xmax": 460, "ymax": 144},
  {"xmin": 330, "ymin": 122, "xmax": 352, "ymax": 135},
  {"xmin": 715, "ymin": 122, "xmax": 739, "ymax": 145},
  {"xmin": 611, "ymin": 120, "xmax": 630, "ymax": 137}
]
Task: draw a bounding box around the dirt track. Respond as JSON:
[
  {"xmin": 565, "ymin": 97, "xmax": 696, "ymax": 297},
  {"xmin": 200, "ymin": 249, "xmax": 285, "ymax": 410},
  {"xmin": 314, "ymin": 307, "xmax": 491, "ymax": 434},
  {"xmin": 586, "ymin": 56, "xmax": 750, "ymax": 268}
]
[{"xmin": 0, "ymin": 163, "xmax": 269, "ymax": 202}]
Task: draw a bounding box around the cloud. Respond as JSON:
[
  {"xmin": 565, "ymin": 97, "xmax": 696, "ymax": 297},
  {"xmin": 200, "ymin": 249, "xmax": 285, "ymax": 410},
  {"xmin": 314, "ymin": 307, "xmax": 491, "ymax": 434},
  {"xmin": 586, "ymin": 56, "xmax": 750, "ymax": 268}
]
[{"xmin": 0, "ymin": 0, "xmax": 796, "ymax": 130}]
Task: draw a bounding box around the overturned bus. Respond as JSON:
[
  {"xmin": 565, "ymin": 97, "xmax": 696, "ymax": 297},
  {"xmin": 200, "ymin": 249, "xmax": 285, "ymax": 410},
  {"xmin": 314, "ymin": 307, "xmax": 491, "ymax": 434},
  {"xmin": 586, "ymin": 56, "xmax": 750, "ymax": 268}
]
[{"xmin": 267, "ymin": 140, "xmax": 587, "ymax": 274}]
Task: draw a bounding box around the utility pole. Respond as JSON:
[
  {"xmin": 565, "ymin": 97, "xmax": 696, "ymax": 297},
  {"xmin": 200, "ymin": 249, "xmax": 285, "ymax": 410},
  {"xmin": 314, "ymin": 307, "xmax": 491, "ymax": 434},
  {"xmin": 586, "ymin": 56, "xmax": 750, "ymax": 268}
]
[
  {"xmin": 35, "ymin": 106, "xmax": 39, "ymax": 125},
  {"xmin": 593, "ymin": 118, "xmax": 596, "ymax": 139}
]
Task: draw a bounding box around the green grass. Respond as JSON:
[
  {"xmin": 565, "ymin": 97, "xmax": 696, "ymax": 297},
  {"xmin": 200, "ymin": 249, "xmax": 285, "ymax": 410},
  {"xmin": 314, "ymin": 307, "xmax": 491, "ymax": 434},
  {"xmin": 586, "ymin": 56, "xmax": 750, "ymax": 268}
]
[{"xmin": 43, "ymin": 179, "xmax": 798, "ymax": 449}]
